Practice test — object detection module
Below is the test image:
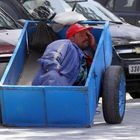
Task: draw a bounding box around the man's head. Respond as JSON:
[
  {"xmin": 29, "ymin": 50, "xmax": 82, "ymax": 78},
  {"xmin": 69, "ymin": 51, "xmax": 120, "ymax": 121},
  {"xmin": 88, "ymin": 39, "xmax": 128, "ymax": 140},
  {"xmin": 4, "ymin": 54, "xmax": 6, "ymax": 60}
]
[{"xmin": 66, "ymin": 23, "xmax": 92, "ymax": 50}]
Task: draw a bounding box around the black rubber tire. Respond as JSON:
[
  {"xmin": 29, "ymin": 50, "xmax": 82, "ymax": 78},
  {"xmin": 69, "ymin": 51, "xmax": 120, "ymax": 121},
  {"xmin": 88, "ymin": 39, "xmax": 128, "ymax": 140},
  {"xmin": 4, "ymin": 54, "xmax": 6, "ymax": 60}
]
[
  {"xmin": 102, "ymin": 66, "xmax": 126, "ymax": 124},
  {"xmin": 129, "ymin": 92, "xmax": 140, "ymax": 99}
]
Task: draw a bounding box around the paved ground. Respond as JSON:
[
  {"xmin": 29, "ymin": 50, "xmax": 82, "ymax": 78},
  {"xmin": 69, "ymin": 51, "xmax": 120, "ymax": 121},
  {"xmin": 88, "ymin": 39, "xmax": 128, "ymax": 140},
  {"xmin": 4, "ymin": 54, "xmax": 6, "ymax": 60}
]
[{"xmin": 0, "ymin": 93, "xmax": 140, "ymax": 140}]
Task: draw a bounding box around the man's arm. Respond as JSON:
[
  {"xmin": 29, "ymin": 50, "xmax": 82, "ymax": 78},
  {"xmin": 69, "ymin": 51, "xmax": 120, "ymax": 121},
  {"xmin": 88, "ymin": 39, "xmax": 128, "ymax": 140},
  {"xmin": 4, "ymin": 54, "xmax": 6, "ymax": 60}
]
[{"xmin": 86, "ymin": 31, "xmax": 96, "ymax": 51}]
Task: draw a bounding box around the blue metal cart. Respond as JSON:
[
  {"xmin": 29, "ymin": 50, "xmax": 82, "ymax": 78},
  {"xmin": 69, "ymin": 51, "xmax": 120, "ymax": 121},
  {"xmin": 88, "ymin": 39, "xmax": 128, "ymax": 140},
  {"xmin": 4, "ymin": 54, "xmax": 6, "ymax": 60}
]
[{"xmin": 0, "ymin": 20, "xmax": 126, "ymax": 127}]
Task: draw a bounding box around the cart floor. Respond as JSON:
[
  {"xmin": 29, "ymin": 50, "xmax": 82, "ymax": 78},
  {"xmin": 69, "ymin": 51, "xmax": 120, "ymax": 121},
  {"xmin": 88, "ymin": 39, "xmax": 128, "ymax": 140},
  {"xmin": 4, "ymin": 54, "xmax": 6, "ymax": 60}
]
[{"xmin": 17, "ymin": 51, "xmax": 41, "ymax": 85}]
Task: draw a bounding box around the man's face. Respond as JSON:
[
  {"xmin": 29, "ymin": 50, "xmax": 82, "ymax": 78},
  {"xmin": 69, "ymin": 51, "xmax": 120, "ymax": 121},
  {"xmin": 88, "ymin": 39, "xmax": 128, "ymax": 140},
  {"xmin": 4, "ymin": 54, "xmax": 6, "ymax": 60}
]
[{"xmin": 73, "ymin": 30, "xmax": 90, "ymax": 50}]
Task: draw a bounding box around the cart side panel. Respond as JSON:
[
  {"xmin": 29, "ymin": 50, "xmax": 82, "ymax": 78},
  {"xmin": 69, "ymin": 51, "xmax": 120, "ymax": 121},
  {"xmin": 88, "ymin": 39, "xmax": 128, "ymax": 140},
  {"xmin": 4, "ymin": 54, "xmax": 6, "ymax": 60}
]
[
  {"xmin": 86, "ymin": 22, "xmax": 112, "ymax": 123},
  {"xmin": 0, "ymin": 21, "xmax": 36, "ymax": 85},
  {"xmin": 103, "ymin": 23, "xmax": 112, "ymax": 67},
  {"xmin": 91, "ymin": 22, "xmax": 112, "ymax": 101},
  {"xmin": 0, "ymin": 22, "xmax": 29, "ymax": 85},
  {"xmin": 44, "ymin": 87, "xmax": 90, "ymax": 127},
  {"xmin": 87, "ymin": 45, "xmax": 105, "ymax": 124},
  {"xmin": 1, "ymin": 87, "xmax": 46, "ymax": 126},
  {"xmin": 1, "ymin": 86, "xmax": 90, "ymax": 127}
]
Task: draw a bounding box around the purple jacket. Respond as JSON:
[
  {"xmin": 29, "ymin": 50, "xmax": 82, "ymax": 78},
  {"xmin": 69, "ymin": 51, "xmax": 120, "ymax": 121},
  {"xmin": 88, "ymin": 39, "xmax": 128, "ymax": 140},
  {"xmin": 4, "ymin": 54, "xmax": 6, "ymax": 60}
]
[{"xmin": 32, "ymin": 39, "xmax": 84, "ymax": 86}]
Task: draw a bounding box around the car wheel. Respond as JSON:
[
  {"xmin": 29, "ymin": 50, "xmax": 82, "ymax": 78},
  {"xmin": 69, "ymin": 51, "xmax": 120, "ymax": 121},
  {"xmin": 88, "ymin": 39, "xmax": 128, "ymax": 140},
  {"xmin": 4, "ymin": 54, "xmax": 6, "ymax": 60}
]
[
  {"xmin": 129, "ymin": 92, "xmax": 140, "ymax": 99},
  {"xmin": 102, "ymin": 66, "xmax": 126, "ymax": 124}
]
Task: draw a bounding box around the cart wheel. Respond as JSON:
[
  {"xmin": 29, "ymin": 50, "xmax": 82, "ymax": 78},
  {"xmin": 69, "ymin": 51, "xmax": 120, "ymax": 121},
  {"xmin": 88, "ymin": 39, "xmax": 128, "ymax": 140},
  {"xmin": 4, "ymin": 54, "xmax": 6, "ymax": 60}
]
[{"xmin": 102, "ymin": 66, "xmax": 126, "ymax": 124}]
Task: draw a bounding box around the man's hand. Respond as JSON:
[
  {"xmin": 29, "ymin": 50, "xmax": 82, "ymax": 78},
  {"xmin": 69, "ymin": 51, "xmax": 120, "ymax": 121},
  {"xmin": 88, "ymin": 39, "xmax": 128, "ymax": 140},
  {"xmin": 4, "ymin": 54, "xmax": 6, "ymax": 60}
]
[{"xmin": 86, "ymin": 31, "xmax": 96, "ymax": 51}]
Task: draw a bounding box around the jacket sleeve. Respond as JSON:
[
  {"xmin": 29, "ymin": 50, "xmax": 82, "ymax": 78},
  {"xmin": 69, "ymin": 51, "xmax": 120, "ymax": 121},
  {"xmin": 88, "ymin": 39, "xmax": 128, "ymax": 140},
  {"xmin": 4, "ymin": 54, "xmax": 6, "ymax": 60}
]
[{"xmin": 37, "ymin": 41, "xmax": 70, "ymax": 85}]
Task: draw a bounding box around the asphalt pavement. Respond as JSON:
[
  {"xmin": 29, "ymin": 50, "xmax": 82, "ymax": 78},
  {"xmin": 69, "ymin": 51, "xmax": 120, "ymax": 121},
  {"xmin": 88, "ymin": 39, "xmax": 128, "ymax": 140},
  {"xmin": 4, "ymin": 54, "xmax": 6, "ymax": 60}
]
[{"xmin": 0, "ymin": 93, "xmax": 140, "ymax": 140}]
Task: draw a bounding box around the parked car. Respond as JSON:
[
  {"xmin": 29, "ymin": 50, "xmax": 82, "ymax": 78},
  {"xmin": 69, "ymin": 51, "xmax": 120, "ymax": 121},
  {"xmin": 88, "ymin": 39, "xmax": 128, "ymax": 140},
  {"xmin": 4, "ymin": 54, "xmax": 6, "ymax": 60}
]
[
  {"xmin": 0, "ymin": 8, "xmax": 23, "ymax": 59},
  {"xmin": 0, "ymin": 0, "xmax": 140, "ymax": 98},
  {"xmin": 0, "ymin": 7, "xmax": 22, "ymax": 78},
  {"xmin": 0, "ymin": 0, "xmax": 54, "ymax": 21},
  {"xmin": 94, "ymin": 0, "xmax": 140, "ymax": 27}
]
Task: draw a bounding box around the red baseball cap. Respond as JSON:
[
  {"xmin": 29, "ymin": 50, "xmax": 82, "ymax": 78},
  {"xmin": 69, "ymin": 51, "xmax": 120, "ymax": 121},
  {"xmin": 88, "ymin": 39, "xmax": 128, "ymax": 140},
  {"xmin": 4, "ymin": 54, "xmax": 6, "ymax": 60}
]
[{"xmin": 66, "ymin": 23, "xmax": 92, "ymax": 39}]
